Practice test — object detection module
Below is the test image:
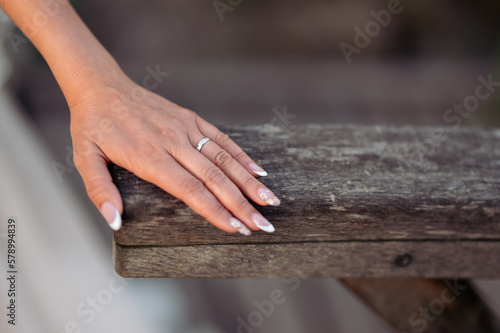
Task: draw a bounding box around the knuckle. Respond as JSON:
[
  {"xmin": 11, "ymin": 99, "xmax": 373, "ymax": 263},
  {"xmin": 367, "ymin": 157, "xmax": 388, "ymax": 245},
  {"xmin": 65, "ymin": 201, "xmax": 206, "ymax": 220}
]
[
  {"xmin": 85, "ymin": 177, "xmax": 110, "ymax": 204},
  {"xmin": 168, "ymin": 117, "xmax": 186, "ymax": 130},
  {"xmin": 233, "ymin": 150, "xmax": 248, "ymax": 161},
  {"xmin": 215, "ymin": 131, "xmax": 231, "ymax": 146},
  {"xmin": 241, "ymin": 175, "xmax": 257, "ymax": 188},
  {"xmin": 179, "ymin": 176, "xmax": 205, "ymax": 197},
  {"xmin": 211, "ymin": 201, "xmax": 227, "ymax": 217},
  {"xmin": 179, "ymin": 107, "xmax": 196, "ymax": 120},
  {"xmin": 73, "ymin": 140, "xmax": 96, "ymax": 159},
  {"xmin": 161, "ymin": 127, "xmax": 184, "ymax": 145},
  {"xmin": 193, "ymin": 113, "xmax": 204, "ymax": 128},
  {"xmin": 203, "ymin": 166, "xmax": 227, "ymax": 188},
  {"xmin": 213, "ymin": 150, "xmax": 233, "ymax": 169},
  {"xmin": 234, "ymin": 195, "xmax": 250, "ymax": 212}
]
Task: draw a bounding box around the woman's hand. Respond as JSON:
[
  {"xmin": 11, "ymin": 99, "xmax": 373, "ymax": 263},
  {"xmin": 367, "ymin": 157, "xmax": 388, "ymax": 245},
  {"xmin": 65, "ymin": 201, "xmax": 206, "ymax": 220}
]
[
  {"xmin": 68, "ymin": 65, "xmax": 280, "ymax": 234},
  {"xmin": 0, "ymin": 0, "xmax": 279, "ymax": 234}
]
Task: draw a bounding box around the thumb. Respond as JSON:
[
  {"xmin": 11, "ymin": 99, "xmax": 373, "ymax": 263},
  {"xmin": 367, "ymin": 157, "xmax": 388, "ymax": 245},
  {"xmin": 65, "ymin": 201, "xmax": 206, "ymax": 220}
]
[{"xmin": 75, "ymin": 150, "xmax": 123, "ymax": 231}]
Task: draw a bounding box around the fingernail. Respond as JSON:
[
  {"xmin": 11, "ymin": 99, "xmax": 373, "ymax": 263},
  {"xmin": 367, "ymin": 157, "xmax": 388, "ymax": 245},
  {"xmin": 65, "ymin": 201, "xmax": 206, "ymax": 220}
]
[
  {"xmin": 252, "ymin": 213, "xmax": 275, "ymax": 233},
  {"xmin": 258, "ymin": 187, "xmax": 281, "ymax": 206},
  {"xmin": 101, "ymin": 202, "xmax": 122, "ymax": 231},
  {"xmin": 229, "ymin": 217, "xmax": 251, "ymax": 236},
  {"xmin": 249, "ymin": 162, "xmax": 267, "ymax": 177}
]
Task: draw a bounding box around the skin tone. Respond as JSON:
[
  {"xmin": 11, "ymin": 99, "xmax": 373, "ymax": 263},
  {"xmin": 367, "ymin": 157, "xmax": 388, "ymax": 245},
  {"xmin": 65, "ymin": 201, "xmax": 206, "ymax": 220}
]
[{"xmin": 0, "ymin": 0, "xmax": 280, "ymax": 234}]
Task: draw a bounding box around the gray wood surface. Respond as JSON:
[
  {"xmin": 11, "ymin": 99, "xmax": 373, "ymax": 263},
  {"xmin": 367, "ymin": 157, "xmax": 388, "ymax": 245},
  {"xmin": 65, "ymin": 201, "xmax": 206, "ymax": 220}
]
[{"xmin": 111, "ymin": 124, "xmax": 500, "ymax": 278}]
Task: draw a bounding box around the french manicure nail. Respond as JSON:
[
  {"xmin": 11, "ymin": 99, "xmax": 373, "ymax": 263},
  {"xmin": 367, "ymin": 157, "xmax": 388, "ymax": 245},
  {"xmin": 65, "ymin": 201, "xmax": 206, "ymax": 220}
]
[
  {"xmin": 252, "ymin": 213, "xmax": 275, "ymax": 233},
  {"xmin": 249, "ymin": 162, "xmax": 268, "ymax": 177},
  {"xmin": 101, "ymin": 202, "xmax": 122, "ymax": 231},
  {"xmin": 258, "ymin": 187, "xmax": 281, "ymax": 206},
  {"xmin": 229, "ymin": 217, "xmax": 251, "ymax": 236}
]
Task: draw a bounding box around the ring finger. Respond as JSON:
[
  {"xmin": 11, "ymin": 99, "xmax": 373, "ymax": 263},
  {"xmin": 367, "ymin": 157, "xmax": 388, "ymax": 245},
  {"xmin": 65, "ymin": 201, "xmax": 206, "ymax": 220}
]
[{"xmin": 196, "ymin": 136, "xmax": 280, "ymax": 208}]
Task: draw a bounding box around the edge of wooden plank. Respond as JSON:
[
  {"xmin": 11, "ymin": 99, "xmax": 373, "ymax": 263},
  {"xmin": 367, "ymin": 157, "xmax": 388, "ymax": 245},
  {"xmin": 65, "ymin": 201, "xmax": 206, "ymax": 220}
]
[{"xmin": 113, "ymin": 240, "xmax": 500, "ymax": 279}]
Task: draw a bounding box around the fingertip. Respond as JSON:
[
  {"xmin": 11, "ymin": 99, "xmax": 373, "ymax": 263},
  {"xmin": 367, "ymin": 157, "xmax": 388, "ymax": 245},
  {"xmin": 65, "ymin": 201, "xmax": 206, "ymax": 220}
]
[
  {"xmin": 252, "ymin": 213, "xmax": 275, "ymax": 233},
  {"xmin": 249, "ymin": 162, "xmax": 268, "ymax": 177},
  {"xmin": 253, "ymin": 170, "xmax": 268, "ymax": 177},
  {"xmin": 101, "ymin": 201, "xmax": 122, "ymax": 231},
  {"xmin": 229, "ymin": 217, "xmax": 252, "ymax": 236}
]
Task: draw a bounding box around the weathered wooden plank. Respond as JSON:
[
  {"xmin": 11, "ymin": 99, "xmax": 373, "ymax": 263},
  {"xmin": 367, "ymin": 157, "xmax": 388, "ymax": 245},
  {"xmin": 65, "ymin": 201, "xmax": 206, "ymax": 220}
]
[
  {"xmin": 341, "ymin": 279, "xmax": 500, "ymax": 333},
  {"xmin": 113, "ymin": 240, "xmax": 500, "ymax": 278},
  {"xmin": 112, "ymin": 124, "xmax": 500, "ymax": 247}
]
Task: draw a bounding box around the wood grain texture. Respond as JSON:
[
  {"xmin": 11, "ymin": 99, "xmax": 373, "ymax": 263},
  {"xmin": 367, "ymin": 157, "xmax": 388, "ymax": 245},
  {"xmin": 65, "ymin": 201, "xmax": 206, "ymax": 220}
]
[
  {"xmin": 111, "ymin": 123, "xmax": 500, "ymax": 331},
  {"xmin": 112, "ymin": 124, "xmax": 500, "ymax": 247},
  {"xmin": 113, "ymin": 240, "xmax": 500, "ymax": 278},
  {"xmin": 341, "ymin": 279, "xmax": 500, "ymax": 333}
]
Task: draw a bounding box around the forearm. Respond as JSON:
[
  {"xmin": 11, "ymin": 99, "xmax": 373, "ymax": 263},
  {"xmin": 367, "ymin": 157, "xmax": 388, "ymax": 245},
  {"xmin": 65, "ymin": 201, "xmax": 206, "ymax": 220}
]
[
  {"xmin": 0, "ymin": 0, "xmax": 122, "ymax": 107},
  {"xmin": 1, "ymin": 0, "xmax": 279, "ymax": 236}
]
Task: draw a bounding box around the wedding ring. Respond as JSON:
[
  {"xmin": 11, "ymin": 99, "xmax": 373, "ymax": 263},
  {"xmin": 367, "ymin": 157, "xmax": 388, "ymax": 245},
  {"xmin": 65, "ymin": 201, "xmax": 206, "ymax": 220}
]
[{"xmin": 196, "ymin": 137, "xmax": 210, "ymax": 152}]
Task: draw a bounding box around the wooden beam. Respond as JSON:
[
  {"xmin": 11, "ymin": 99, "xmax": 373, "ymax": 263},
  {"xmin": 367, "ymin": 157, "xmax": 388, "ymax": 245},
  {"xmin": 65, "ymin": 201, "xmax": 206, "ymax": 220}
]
[
  {"xmin": 341, "ymin": 279, "xmax": 500, "ymax": 333},
  {"xmin": 111, "ymin": 124, "xmax": 500, "ymax": 278}
]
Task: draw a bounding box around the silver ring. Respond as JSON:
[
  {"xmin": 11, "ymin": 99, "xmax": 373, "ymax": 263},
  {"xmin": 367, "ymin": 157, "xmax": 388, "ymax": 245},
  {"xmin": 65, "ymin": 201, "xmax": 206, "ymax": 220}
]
[{"xmin": 196, "ymin": 137, "xmax": 210, "ymax": 152}]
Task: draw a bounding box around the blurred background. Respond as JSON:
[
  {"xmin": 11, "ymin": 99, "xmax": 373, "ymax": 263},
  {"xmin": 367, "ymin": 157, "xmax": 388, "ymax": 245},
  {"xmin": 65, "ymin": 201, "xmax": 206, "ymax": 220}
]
[{"xmin": 1, "ymin": 0, "xmax": 500, "ymax": 332}]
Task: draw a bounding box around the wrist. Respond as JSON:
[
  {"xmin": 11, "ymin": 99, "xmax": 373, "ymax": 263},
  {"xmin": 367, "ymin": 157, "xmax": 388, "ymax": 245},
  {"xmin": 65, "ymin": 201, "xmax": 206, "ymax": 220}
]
[{"xmin": 60, "ymin": 53, "xmax": 128, "ymax": 110}]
